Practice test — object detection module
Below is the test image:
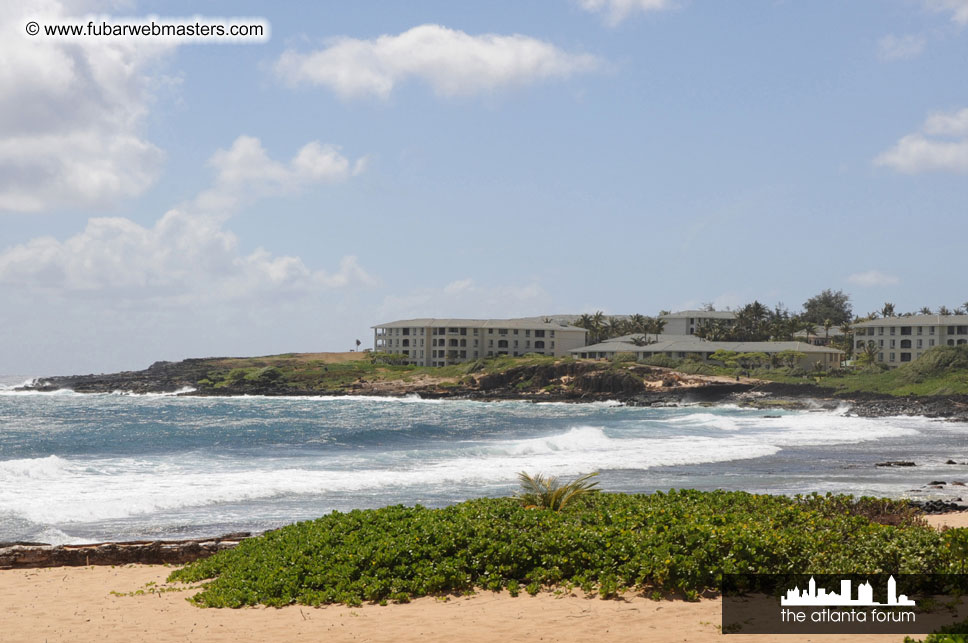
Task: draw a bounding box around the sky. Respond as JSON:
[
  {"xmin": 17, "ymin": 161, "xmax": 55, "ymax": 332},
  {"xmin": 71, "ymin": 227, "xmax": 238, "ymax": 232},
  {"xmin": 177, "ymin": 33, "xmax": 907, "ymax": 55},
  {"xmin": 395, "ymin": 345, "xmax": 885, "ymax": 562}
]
[{"xmin": 2, "ymin": 0, "xmax": 967, "ymax": 375}]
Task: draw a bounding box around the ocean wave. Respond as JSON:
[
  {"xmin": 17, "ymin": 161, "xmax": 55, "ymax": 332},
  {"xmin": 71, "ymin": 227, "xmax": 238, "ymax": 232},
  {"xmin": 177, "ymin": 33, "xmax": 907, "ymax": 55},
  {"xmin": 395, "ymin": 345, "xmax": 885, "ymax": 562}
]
[
  {"xmin": 0, "ymin": 387, "xmax": 79, "ymax": 397},
  {"xmin": 109, "ymin": 386, "xmax": 198, "ymax": 397}
]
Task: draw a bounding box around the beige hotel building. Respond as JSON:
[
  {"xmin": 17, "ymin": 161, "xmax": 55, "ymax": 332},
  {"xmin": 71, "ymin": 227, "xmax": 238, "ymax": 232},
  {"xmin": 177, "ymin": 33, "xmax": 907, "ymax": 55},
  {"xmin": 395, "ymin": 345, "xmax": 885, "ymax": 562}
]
[
  {"xmin": 372, "ymin": 318, "xmax": 588, "ymax": 367},
  {"xmin": 852, "ymin": 314, "xmax": 968, "ymax": 366}
]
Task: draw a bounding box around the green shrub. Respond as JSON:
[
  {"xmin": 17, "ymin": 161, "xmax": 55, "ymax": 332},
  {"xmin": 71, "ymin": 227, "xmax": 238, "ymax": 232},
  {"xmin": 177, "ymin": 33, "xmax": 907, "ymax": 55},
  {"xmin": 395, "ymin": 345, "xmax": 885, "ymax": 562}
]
[
  {"xmin": 639, "ymin": 355, "xmax": 682, "ymax": 368},
  {"xmin": 168, "ymin": 490, "xmax": 952, "ymax": 608},
  {"xmin": 611, "ymin": 352, "xmax": 637, "ymax": 363}
]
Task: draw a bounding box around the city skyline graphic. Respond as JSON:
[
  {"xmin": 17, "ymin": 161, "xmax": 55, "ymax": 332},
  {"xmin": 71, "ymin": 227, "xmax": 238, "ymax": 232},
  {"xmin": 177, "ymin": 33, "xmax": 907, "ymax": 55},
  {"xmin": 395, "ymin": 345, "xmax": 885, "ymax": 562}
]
[{"xmin": 781, "ymin": 576, "xmax": 915, "ymax": 607}]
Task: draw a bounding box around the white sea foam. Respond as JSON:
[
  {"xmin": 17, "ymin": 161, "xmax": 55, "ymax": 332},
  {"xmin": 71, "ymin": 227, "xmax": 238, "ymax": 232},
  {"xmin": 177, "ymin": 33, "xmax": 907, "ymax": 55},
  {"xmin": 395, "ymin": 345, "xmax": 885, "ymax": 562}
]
[
  {"xmin": 667, "ymin": 412, "xmax": 742, "ymax": 431},
  {"xmin": 109, "ymin": 386, "xmax": 198, "ymax": 397},
  {"xmin": 0, "ymin": 387, "xmax": 79, "ymax": 397},
  {"xmin": 0, "ymin": 401, "xmax": 941, "ymax": 534}
]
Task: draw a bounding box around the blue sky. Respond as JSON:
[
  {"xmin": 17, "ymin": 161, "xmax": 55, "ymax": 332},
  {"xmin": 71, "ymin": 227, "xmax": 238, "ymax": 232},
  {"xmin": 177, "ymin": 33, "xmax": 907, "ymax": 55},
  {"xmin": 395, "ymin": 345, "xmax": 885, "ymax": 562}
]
[{"xmin": 2, "ymin": 0, "xmax": 967, "ymax": 374}]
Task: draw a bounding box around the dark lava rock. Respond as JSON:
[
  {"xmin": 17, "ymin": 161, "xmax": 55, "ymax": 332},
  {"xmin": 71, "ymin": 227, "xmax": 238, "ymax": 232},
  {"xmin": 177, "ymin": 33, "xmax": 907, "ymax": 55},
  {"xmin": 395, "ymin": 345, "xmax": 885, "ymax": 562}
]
[
  {"xmin": 573, "ymin": 370, "xmax": 646, "ymax": 395},
  {"xmin": 0, "ymin": 533, "xmax": 251, "ymax": 569},
  {"xmin": 928, "ymin": 481, "xmax": 947, "ymax": 486},
  {"xmin": 910, "ymin": 499, "xmax": 967, "ymax": 515},
  {"xmin": 948, "ymin": 460, "xmax": 959, "ymax": 465},
  {"xmin": 876, "ymin": 461, "xmax": 916, "ymax": 467}
]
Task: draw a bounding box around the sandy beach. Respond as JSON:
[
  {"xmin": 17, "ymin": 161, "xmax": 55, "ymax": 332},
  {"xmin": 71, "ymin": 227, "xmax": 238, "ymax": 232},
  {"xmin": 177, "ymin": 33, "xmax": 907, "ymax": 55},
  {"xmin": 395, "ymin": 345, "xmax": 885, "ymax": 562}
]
[{"xmin": 0, "ymin": 562, "xmax": 946, "ymax": 643}]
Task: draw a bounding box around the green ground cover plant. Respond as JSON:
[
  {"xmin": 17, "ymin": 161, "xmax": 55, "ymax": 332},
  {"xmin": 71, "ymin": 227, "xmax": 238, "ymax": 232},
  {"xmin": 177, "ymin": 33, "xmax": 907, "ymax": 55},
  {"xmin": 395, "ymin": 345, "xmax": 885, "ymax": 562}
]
[{"xmin": 168, "ymin": 490, "xmax": 956, "ymax": 608}]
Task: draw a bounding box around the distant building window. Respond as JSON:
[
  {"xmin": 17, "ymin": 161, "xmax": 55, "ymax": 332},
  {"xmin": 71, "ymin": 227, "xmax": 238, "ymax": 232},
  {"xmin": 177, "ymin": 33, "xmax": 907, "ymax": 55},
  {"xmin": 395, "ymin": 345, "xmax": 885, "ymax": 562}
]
[
  {"xmin": 889, "ymin": 353, "xmax": 895, "ymax": 361},
  {"xmin": 901, "ymin": 327, "xmax": 911, "ymax": 335},
  {"xmin": 900, "ymin": 353, "xmax": 912, "ymax": 362},
  {"xmin": 878, "ymin": 353, "xmax": 884, "ymax": 362},
  {"xmin": 900, "ymin": 339, "xmax": 911, "ymax": 348}
]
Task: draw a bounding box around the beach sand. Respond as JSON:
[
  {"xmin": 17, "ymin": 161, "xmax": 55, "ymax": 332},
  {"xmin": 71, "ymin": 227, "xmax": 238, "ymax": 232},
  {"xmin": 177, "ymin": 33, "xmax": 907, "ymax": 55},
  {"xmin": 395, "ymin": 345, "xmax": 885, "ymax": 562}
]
[
  {"xmin": 0, "ymin": 564, "xmax": 926, "ymax": 643},
  {"xmin": 6, "ymin": 512, "xmax": 966, "ymax": 642}
]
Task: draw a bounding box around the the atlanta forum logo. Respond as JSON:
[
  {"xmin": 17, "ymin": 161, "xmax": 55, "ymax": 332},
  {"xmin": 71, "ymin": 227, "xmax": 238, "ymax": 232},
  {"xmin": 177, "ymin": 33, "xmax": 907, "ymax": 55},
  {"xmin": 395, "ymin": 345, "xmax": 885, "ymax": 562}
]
[{"xmin": 779, "ymin": 576, "xmax": 916, "ymax": 624}]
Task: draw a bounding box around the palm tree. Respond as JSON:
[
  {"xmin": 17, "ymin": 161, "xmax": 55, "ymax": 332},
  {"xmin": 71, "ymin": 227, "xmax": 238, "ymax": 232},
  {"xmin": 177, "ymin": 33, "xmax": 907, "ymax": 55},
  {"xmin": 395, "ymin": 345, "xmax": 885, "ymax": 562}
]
[
  {"xmin": 881, "ymin": 302, "xmax": 896, "ymax": 318},
  {"xmin": 629, "ymin": 335, "xmax": 649, "ymax": 347},
  {"xmin": 516, "ymin": 471, "xmax": 599, "ymax": 511},
  {"xmin": 919, "ymin": 307, "xmax": 933, "ymax": 315},
  {"xmin": 628, "ymin": 314, "xmax": 648, "ymax": 335},
  {"xmin": 799, "ymin": 319, "xmax": 816, "ymax": 344},
  {"xmin": 859, "ymin": 340, "xmax": 879, "ymax": 367},
  {"xmin": 839, "ymin": 321, "xmax": 853, "ymax": 359},
  {"xmin": 641, "ymin": 317, "xmax": 666, "ymax": 343},
  {"xmin": 823, "ymin": 318, "xmax": 833, "ymax": 343},
  {"xmin": 939, "ymin": 306, "xmax": 952, "ymax": 316},
  {"xmin": 590, "ymin": 311, "xmax": 605, "ymax": 343},
  {"xmin": 602, "ymin": 317, "xmax": 624, "ymax": 341}
]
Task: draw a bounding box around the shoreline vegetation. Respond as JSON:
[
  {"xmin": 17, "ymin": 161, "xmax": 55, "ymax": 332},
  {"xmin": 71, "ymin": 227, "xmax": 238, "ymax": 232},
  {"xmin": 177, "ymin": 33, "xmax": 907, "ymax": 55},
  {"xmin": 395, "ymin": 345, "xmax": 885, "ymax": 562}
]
[
  {"xmin": 17, "ymin": 347, "xmax": 968, "ymax": 421},
  {"xmin": 166, "ymin": 490, "xmax": 951, "ymax": 609}
]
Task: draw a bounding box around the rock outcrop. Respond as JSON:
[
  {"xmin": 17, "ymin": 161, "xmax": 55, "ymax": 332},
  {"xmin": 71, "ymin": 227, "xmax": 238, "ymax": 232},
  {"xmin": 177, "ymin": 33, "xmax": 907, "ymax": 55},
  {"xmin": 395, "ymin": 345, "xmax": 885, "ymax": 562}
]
[{"xmin": 0, "ymin": 534, "xmax": 250, "ymax": 569}]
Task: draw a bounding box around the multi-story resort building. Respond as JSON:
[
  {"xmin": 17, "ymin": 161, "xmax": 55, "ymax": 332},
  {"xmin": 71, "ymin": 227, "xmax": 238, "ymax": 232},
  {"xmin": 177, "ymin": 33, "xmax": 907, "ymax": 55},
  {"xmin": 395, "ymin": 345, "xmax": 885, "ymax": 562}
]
[
  {"xmin": 852, "ymin": 314, "xmax": 968, "ymax": 367},
  {"xmin": 571, "ymin": 336, "xmax": 843, "ymax": 369},
  {"xmin": 659, "ymin": 310, "xmax": 737, "ymax": 335},
  {"xmin": 794, "ymin": 325, "xmax": 845, "ymax": 346},
  {"xmin": 372, "ymin": 318, "xmax": 588, "ymax": 367}
]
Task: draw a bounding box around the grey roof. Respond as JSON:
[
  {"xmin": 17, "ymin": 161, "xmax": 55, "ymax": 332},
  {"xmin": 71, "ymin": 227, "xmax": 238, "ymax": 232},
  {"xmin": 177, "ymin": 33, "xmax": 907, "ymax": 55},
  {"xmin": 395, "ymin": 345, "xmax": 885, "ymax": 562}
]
[
  {"xmin": 571, "ymin": 337, "xmax": 843, "ymax": 355},
  {"xmin": 852, "ymin": 314, "xmax": 968, "ymax": 327},
  {"xmin": 660, "ymin": 310, "xmax": 737, "ymax": 320},
  {"xmin": 794, "ymin": 325, "xmax": 845, "ymax": 337},
  {"xmin": 372, "ymin": 318, "xmax": 588, "ymax": 332}
]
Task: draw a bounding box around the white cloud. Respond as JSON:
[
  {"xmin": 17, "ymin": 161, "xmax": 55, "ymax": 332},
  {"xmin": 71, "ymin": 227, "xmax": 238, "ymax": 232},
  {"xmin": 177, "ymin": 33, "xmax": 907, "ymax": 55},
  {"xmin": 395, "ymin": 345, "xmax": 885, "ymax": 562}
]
[
  {"xmin": 577, "ymin": 0, "xmax": 674, "ymax": 25},
  {"xmin": 274, "ymin": 24, "xmax": 600, "ymax": 99},
  {"xmin": 0, "ymin": 136, "xmax": 376, "ymax": 301},
  {"xmin": 0, "ymin": 0, "xmax": 174, "ymax": 212},
  {"xmin": 194, "ymin": 136, "xmax": 361, "ymax": 212},
  {"xmin": 877, "ymin": 34, "xmax": 926, "ymax": 61},
  {"xmin": 874, "ymin": 107, "xmax": 968, "ymax": 174},
  {"xmin": 847, "ymin": 270, "xmax": 900, "ymax": 287},
  {"xmin": 923, "ymin": 108, "xmax": 968, "ymax": 136},
  {"xmin": 924, "ymin": 0, "xmax": 968, "ymax": 24}
]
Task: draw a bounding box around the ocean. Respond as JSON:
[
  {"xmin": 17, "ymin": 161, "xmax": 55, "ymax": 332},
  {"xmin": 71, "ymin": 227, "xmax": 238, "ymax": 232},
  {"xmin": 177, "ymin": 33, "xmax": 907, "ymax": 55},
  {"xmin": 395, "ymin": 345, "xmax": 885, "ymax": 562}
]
[{"xmin": 1, "ymin": 383, "xmax": 966, "ymax": 545}]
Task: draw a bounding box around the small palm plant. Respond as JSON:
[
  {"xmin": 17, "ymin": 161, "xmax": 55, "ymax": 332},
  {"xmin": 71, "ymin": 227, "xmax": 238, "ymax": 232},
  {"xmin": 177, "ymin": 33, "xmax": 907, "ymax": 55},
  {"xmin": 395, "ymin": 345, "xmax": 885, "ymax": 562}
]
[{"xmin": 516, "ymin": 471, "xmax": 600, "ymax": 511}]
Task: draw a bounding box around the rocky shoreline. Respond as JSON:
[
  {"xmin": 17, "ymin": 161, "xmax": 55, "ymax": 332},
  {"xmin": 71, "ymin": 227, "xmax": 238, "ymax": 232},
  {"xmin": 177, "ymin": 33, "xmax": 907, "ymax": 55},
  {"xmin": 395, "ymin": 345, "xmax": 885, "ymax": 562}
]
[{"xmin": 18, "ymin": 359, "xmax": 968, "ymax": 422}]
